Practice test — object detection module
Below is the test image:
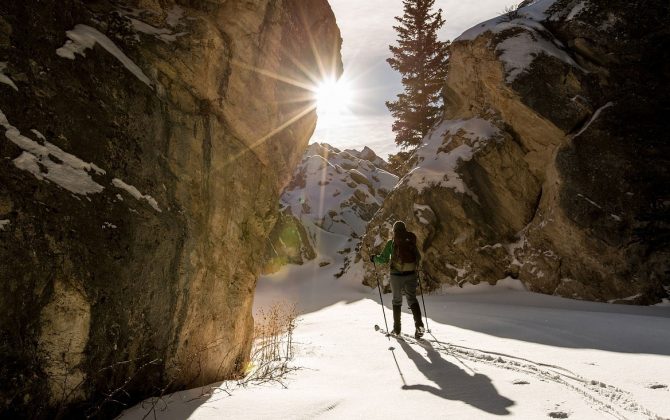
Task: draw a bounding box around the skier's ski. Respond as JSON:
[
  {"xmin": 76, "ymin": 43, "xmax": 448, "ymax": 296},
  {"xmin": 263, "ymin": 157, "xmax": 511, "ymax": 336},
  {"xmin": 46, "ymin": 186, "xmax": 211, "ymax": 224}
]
[{"xmin": 374, "ymin": 324, "xmax": 427, "ymax": 344}]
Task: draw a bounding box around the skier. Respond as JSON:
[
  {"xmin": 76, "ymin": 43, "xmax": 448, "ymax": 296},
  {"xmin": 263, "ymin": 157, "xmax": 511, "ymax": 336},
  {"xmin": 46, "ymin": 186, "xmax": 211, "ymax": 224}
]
[{"xmin": 370, "ymin": 221, "xmax": 425, "ymax": 339}]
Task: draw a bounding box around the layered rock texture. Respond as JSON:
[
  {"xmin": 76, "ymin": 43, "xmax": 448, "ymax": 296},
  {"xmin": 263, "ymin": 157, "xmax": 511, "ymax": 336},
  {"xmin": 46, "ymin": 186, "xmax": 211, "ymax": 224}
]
[
  {"xmin": 265, "ymin": 143, "xmax": 397, "ymax": 274},
  {"xmin": 363, "ymin": 0, "xmax": 669, "ymax": 304},
  {"xmin": 0, "ymin": 0, "xmax": 341, "ymax": 416}
]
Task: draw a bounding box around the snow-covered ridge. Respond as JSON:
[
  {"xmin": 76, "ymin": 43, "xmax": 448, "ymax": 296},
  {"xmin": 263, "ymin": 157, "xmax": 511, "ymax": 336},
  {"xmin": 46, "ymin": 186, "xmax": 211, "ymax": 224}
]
[
  {"xmin": 455, "ymin": 0, "xmax": 586, "ymax": 83},
  {"xmin": 276, "ymin": 143, "xmax": 397, "ymax": 271},
  {"xmin": 401, "ymin": 118, "xmax": 501, "ymax": 199},
  {"xmin": 283, "ymin": 143, "xmax": 397, "ymax": 239},
  {"xmin": 57, "ymin": 24, "xmax": 153, "ymax": 87},
  {"xmin": 0, "ymin": 108, "xmax": 161, "ymax": 212}
]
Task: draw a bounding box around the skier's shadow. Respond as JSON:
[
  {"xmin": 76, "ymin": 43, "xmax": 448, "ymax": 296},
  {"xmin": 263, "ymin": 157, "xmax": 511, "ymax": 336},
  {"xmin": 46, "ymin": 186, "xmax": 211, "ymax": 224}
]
[{"xmin": 398, "ymin": 338, "xmax": 514, "ymax": 415}]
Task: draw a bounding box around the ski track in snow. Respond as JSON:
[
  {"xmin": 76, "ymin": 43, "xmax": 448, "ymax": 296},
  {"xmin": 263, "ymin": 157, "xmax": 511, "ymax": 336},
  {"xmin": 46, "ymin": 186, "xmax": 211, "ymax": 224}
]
[{"xmin": 380, "ymin": 328, "xmax": 662, "ymax": 420}]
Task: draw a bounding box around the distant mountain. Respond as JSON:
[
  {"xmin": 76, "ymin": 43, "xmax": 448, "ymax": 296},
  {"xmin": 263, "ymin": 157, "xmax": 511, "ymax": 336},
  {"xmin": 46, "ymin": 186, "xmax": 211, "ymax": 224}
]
[
  {"xmin": 264, "ymin": 143, "xmax": 398, "ymax": 275},
  {"xmin": 343, "ymin": 146, "xmax": 390, "ymax": 171}
]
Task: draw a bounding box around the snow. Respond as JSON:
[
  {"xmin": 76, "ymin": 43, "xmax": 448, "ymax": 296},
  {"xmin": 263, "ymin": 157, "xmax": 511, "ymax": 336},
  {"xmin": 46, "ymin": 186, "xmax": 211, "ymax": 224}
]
[
  {"xmin": 577, "ymin": 193, "xmax": 603, "ymax": 210},
  {"xmin": 608, "ymin": 294, "xmax": 643, "ymax": 304},
  {"xmin": 413, "ymin": 203, "xmax": 432, "ymax": 225},
  {"xmin": 2, "ymin": 108, "xmax": 163, "ymax": 209},
  {"xmin": 454, "ymin": 0, "xmax": 585, "ymax": 83},
  {"xmin": 455, "ymin": 0, "xmax": 559, "ymax": 42},
  {"xmin": 445, "ymin": 262, "xmax": 468, "ymax": 279},
  {"xmin": 497, "ymin": 31, "xmax": 584, "ymax": 83},
  {"xmin": 112, "ymin": 178, "xmax": 162, "ymax": 213},
  {"xmin": 0, "ymin": 62, "xmax": 18, "ymax": 91},
  {"xmin": 521, "ymin": 0, "xmax": 559, "ymax": 21},
  {"xmin": 0, "ymin": 109, "xmax": 105, "ymax": 195},
  {"xmin": 166, "ymin": 6, "xmax": 185, "ymax": 27},
  {"xmin": 128, "ymin": 18, "xmax": 187, "ymax": 43},
  {"xmin": 401, "ymin": 118, "xmax": 500, "ymax": 198},
  {"xmin": 573, "ymin": 102, "xmax": 614, "ymax": 138},
  {"xmin": 122, "ymin": 266, "xmax": 670, "ymax": 420},
  {"xmin": 56, "ymin": 24, "xmax": 153, "ymax": 87},
  {"xmin": 0, "ymin": 219, "xmax": 9, "ymax": 230},
  {"xmin": 566, "ymin": 1, "xmax": 588, "ymax": 21}
]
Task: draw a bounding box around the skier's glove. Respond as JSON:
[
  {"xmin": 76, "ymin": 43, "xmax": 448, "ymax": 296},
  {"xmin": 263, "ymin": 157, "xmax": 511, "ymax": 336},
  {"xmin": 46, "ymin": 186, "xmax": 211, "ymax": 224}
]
[{"xmin": 370, "ymin": 255, "xmax": 375, "ymax": 263}]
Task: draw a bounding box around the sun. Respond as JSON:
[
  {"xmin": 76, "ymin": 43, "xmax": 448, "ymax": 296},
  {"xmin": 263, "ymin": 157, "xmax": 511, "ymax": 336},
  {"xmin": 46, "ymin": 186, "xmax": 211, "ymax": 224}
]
[{"xmin": 315, "ymin": 78, "xmax": 353, "ymax": 117}]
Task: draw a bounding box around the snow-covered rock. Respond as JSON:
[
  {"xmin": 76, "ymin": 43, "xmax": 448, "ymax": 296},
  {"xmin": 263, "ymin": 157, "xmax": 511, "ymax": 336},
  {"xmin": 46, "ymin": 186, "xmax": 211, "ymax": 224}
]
[
  {"xmin": 362, "ymin": 0, "xmax": 669, "ymax": 305},
  {"xmin": 265, "ymin": 143, "xmax": 397, "ymax": 275}
]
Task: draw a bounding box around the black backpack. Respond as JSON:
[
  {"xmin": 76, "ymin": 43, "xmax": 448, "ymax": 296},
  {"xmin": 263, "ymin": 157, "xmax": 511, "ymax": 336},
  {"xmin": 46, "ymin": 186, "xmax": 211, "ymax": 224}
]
[{"xmin": 392, "ymin": 231, "xmax": 417, "ymax": 271}]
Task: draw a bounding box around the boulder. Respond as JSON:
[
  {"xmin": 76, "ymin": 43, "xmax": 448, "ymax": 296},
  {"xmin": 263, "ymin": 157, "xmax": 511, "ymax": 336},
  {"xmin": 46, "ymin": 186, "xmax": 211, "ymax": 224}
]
[
  {"xmin": 0, "ymin": 0, "xmax": 341, "ymax": 416},
  {"xmin": 362, "ymin": 0, "xmax": 669, "ymax": 304}
]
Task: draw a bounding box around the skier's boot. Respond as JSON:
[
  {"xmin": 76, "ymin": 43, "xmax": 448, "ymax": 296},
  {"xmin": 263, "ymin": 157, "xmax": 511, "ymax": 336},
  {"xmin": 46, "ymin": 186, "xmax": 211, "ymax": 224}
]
[
  {"xmin": 410, "ymin": 302, "xmax": 425, "ymax": 339},
  {"xmin": 392, "ymin": 305, "xmax": 402, "ymax": 335}
]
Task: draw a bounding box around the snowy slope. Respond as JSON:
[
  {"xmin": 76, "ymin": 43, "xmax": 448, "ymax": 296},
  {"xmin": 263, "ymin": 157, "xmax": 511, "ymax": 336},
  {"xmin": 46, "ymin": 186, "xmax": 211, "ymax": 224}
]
[
  {"xmin": 272, "ymin": 143, "xmax": 397, "ymax": 272},
  {"xmin": 122, "ymin": 265, "xmax": 670, "ymax": 420}
]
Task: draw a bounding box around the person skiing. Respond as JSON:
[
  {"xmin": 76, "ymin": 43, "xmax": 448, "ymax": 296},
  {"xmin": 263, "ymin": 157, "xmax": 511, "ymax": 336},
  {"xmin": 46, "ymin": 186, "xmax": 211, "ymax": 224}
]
[{"xmin": 370, "ymin": 221, "xmax": 425, "ymax": 339}]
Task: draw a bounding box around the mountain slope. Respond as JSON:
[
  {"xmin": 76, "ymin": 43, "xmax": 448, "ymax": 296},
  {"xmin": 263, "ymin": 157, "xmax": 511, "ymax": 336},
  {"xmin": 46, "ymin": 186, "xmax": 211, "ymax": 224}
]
[{"xmin": 265, "ymin": 143, "xmax": 397, "ymax": 274}]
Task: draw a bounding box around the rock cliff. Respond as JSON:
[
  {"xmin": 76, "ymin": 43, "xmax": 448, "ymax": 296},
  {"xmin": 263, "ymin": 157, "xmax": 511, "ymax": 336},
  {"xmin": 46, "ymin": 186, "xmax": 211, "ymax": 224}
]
[
  {"xmin": 362, "ymin": 0, "xmax": 669, "ymax": 304},
  {"xmin": 0, "ymin": 0, "xmax": 341, "ymax": 416}
]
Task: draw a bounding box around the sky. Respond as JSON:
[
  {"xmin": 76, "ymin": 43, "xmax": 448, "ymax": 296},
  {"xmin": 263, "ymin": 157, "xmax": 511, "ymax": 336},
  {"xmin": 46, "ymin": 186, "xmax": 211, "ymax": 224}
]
[{"xmin": 310, "ymin": 0, "xmax": 513, "ymax": 159}]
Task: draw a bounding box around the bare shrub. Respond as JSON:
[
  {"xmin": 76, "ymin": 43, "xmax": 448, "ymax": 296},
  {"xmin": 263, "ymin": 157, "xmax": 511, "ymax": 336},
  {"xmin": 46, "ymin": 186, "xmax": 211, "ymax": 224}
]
[{"xmin": 244, "ymin": 301, "xmax": 299, "ymax": 386}]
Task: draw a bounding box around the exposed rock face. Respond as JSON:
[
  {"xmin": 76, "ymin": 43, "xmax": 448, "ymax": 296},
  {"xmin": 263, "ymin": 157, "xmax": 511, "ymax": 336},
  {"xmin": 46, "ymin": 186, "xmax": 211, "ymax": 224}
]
[
  {"xmin": 265, "ymin": 143, "xmax": 397, "ymax": 273},
  {"xmin": 362, "ymin": 0, "xmax": 669, "ymax": 304},
  {"xmin": 344, "ymin": 146, "xmax": 390, "ymax": 172},
  {"xmin": 0, "ymin": 0, "xmax": 341, "ymax": 416}
]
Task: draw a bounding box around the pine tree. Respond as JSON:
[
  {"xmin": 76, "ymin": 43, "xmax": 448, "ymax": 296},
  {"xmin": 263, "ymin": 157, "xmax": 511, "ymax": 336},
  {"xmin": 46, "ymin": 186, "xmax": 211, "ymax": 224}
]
[{"xmin": 386, "ymin": 0, "xmax": 450, "ymax": 149}]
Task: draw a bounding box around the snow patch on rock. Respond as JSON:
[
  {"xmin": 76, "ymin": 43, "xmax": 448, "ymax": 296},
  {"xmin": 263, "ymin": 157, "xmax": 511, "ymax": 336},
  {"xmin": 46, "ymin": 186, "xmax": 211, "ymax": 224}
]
[
  {"xmin": 572, "ymin": 102, "xmax": 614, "ymax": 138},
  {"xmin": 0, "ymin": 109, "xmax": 105, "ymax": 195},
  {"xmin": 0, "ymin": 62, "xmax": 18, "ymax": 91},
  {"xmin": 401, "ymin": 118, "xmax": 501, "ymax": 198},
  {"xmin": 56, "ymin": 24, "xmax": 153, "ymax": 87},
  {"xmin": 456, "ymin": 0, "xmax": 559, "ymax": 42},
  {"xmin": 112, "ymin": 178, "xmax": 162, "ymax": 212},
  {"xmin": 455, "ymin": 0, "xmax": 584, "ymax": 83},
  {"xmin": 1, "ymin": 109, "xmax": 162, "ymax": 212},
  {"xmin": 566, "ymin": 1, "xmax": 588, "ymax": 21},
  {"xmin": 497, "ymin": 30, "xmax": 583, "ymax": 83}
]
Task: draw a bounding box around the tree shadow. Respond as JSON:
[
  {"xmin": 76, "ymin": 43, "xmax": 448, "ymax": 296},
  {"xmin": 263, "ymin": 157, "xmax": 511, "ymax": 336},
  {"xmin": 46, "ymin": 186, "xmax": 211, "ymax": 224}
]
[{"xmin": 398, "ymin": 338, "xmax": 514, "ymax": 415}]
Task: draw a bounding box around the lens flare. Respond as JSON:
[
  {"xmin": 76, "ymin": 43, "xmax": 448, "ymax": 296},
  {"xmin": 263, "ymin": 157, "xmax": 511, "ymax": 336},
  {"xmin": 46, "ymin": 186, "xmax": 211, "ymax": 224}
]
[{"xmin": 315, "ymin": 78, "xmax": 353, "ymax": 117}]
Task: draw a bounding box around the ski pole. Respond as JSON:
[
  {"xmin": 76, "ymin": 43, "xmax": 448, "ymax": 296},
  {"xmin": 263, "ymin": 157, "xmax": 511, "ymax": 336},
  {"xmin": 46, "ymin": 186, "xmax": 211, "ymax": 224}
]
[
  {"xmin": 418, "ymin": 269, "xmax": 430, "ymax": 333},
  {"xmin": 373, "ymin": 261, "xmax": 390, "ymax": 340}
]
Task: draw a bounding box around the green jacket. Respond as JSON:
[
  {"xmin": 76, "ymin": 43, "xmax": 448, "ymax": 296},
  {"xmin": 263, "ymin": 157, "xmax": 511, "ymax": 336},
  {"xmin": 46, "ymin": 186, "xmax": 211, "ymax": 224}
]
[{"xmin": 373, "ymin": 239, "xmax": 419, "ymax": 274}]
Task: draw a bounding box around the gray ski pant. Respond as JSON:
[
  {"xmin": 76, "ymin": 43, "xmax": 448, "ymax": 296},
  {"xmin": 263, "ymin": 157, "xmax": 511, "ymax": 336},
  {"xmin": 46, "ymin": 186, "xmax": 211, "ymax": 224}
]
[{"xmin": 390, "ymin": 272, "xmax": 418, "ymax": 308}]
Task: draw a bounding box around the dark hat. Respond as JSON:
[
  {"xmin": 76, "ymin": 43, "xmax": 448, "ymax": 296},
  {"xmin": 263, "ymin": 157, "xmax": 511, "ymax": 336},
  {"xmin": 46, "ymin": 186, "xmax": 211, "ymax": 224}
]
[{"xmin": 393, "ymin": 221, "xmax": 406, "ymax": 233}]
